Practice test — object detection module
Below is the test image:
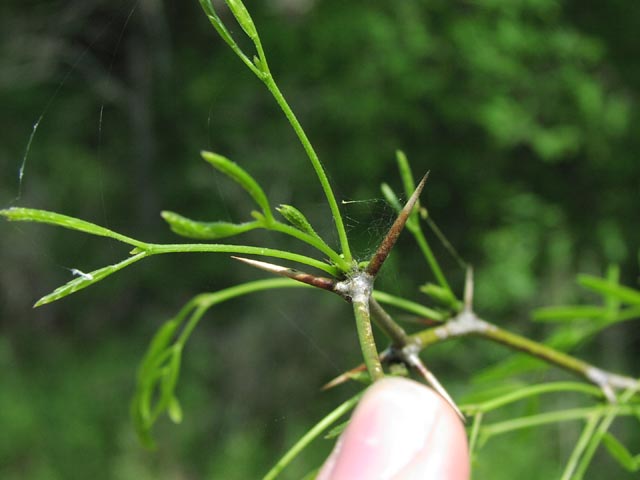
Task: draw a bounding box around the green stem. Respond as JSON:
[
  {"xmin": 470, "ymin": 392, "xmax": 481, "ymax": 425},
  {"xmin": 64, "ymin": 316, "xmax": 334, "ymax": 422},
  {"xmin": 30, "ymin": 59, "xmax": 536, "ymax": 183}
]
[
  {"xmin": 176, "ymin": 278, "xmax": 309, "ymax": 347},
  {"xmin": 268, "ymin": 221, "xmax": 350, "ymax": 271},
  {"xmin": 468, "ymin": 412, "xmax": 483, "ymax": 458},
  {"xmin": 262, "ymin": 391, "xmax": 364, "ymax": 480},
  {"xmin": 352, "ymin": 296, "xmax": 384, "ymax": 381},
  {"xmin": 368, "ymin": 297, "xmax": 410, "ymax": 347},
  {"xmin": 413, "ymin": 321, "xmax": 595, "ymax": 383},
  {"xmin": 145, "ymin": 242, "xmax": 338, "ymax": 276},
  {"xmin": 571, "ymin": 387, "xmax": 639, "ymax": 479},
  {"xmin": 262, "ymin": 77, "xmax": 352, "ymax": 264},
  {"xmin": 476, "ymin": 326, "xmax": 597, "ymax": 381},
  {"xmin": 561, "ymin": 413, "xmax": 602, "ymax": 480}
]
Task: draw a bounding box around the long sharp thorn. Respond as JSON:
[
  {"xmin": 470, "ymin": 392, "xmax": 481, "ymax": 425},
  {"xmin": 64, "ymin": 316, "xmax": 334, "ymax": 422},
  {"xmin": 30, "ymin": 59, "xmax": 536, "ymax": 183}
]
[
  {"xmin": 322, "ymin": 350, "xmax": 392, "ymax": 390},
  {"xmin": 321, "ymin": 364, "xmax": 368, "ymax": 391},
  {"xmin": 367, "ymin": 173, "xmax": 429, "ymax": 277},
  {"xmin": 231, "ymin": 256, "xmax": 337, "ymax": 291},
  {"xmin": 412, "ymin": 356, "xmax": 465, "ymax": 421}
]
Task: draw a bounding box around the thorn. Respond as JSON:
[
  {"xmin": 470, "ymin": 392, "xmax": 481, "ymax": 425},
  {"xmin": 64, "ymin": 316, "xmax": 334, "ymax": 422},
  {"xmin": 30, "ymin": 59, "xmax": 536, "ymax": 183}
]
[
  {"xmin": 411, "ymin": 355, "xmax": 465, "ymax": 421},
  {"xmin": 601, "ymin": 384, "xmax": 617, "ymax": 404},
  {"xmin": 366, "ymin": 173, "xmax": 429, "ymax": 277},
  {"xmin": 231, "ymin": 256, "xmax": 337, "ymax": 291},
  {"xmin": 322, "ymin": 349, "xmax": 393, "ymax": 390},
  {"xmin": 321, "ymin": 364, "xmax": 369, "ymax": 391},
  {"xmin": 464, "ymin": 266, "xmax": 474, "ymax": 312}
]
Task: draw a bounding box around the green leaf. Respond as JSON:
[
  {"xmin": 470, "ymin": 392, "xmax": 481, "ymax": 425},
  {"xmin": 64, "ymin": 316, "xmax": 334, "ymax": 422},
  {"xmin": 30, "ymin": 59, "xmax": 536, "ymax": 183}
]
[
  {"xmin": 34, "ymin": 252, "xmax": 147, "ymax": 307},
  {"xmin": 201, "ymin": 151, "xmax": 273, "ymax": 221},
  {"xmin": 380, "ymin": 183, "xmax": 402, "ymax": 213},
  {"xmin": 132, "ymin": 346, "xmax": 184, "ymax": 446},
  {"xmin": 0, "ymin": 207, "xmax": 146, "ymax": 248},
  {"xmin": 132, "ymin": 317, "xmax": 185, "ymax": 447},
  {"xmin": 419, "ymin": 282, "xmax": 460, "ymax": 309},
  {"xmin": 460, "ymin": 380, "xmax": 526, "ymax": 405},
  {"xmin": 396, "ymin": 150, "xmax": 416, "ymax": 200},
  {"xmin": 168, "ymin": 396, "xmax": 183, "ymax": 424},
  {"xmin": 132, "ymin": 280, "xmax": 308, "ymax": 448},
  {"xmin": 161, "ymin": 211, "xmax": 259, "ymax": 240},
  {"xmin": 602, "ymin": 433, "xmax": 640, "ymax": 472},
  {"xmin": 196, "ymin": 0, "xmax": 263, "ymax": 78},
  {"xmin": 324, "ymin": 420, "xmax": 349, "ymax": 439},
  {"xmin": 138, "ymin": 318, "xmax": 181, "ymax": 381},
  {"xmin": 198, "ymin": 0, "xmax": 237, "ymax": 48},
  {"xmin": 276, "ymin": 204, "xmax": 321, "ymax": 238},
  {"xmin": 130, "ymin": 394, "xmax": 156, "ymax": 449},
  {"xmin": 578, "ymin": 274, "xmax": 640, "ymax": 305},
  {"xmin": 160, "ymin": 346, "xmax": 182, "ymax": 405},
  {"xmin": 225, "ymin": 0, "xmax": 258, "ymax": 41},
  {"xmin": 533, "ymin": 305, "xmax": 607, "ymax": 322}
]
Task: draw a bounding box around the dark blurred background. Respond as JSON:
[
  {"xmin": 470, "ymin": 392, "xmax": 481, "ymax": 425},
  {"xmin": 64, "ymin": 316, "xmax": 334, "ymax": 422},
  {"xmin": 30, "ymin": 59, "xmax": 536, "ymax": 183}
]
[{"xmin": 1, "ymin": 0, "xmax": 638, "ymax": 478}]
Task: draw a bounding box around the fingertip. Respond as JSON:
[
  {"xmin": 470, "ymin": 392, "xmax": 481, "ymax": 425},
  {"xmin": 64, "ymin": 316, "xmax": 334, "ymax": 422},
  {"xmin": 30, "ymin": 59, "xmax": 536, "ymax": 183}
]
[{"xmin": 317, "ymin": 378, "xmax": 469, "ymax": 480}]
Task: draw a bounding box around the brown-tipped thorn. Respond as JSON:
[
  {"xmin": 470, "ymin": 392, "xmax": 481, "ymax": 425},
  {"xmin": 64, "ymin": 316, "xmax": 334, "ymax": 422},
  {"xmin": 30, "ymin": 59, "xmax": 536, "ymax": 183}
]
[
  {"xmin": 366, "ymin": 173, "xmax": 429, "ymax": 277},
  {"xmin": 410, "ymin": 316, "xmax": 442, "ymax": 327},
  {"xmin": 322, "ymin": 350, "xmax": 392, "ymax": 390},
  {"xmin": 411, "ymin": 355, "xmax": 465, "ymax": 421},
  {"xmin": 231, "ymin": 256, "xmax": 337, "ymax": 292},
  {"xmin": 321, "ymin": 364, "xmax": 368, "ymax": 391}
]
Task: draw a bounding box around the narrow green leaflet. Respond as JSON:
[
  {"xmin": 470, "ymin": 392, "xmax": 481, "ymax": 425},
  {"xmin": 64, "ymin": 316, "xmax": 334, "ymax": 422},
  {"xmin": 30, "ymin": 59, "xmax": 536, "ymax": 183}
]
[
  {"xmin": 132, "ymin": 308, "xmax": 195, "ymax": 448},
  {"xmin": 396, "ymin": 150, "xmax": 417, "ymax": 200},
  {"xmin": 197, "ymin": 0, "xmax": 239, "ymax": 52},
  {"xmin": 276, "ymin": 204, "xmax": 321, "ymax": 239},
  {"xmin": 578, "ymin": 274, "xmax": 640, "ymax": 305},
  {"xmin": 420, "ymin": 282, "xmax": 460, "ymax": 309},
  {"xmin": 167, "ymin": 396, "xmax": 183, "ymax": 424},
  {"xmin": 132, "ymin": 308, "xmax": 204, "ymax": 448},
  {"xmin": 34, "ymin": 252, "xmax": 148, "ymax": 307},
  {"xmin": 381, "ymin": 180, "xmax": 419, "ymax": 232},
  {"xmin": 0, "ymin": 207, "xmax": 146, "ymax": 248},
  {"xmin": 225, "ymin": 0, "xmax": 258, "ymax": 41},
  {"xmin": 602, "ymin": 433, "xmax": 640, "ymax": 472},
  {"xmin": 196, "ymin": 0, "xmax": 263, "ymax": 77},
  {"xmin": 161, "ymin": 211, "xmax": 260, "ymax": 239},
  {"xmin": 132, "ymin": 279, "xmax": 309, "ymax": 447},
  {"xmin": 138, "ymin": 317, "xmax": 182, "ymax": 381},
  {"xmin": 380, "ymin": 183, "xmax": 403, "ymax": 213},
  {"xmin": 461, "ymin": 382, "xmax": 603, "ymax": 414},
  {"xmin": 533, "ymin": 305, "xmax": 607, "ymax": 322},
  {"xmin": 534, "ymin": 304, "xmax": 640, "ymax": 326},
  {"xmin": 201, "ymin": 151, "xmax": 274, "ymax": 221},
  {"xmin": 324, "ymin": 420, "xmax": 349, "ymax": 439},
  {"xmin": 372, "ymin": 290, "xmax": 445, "ymax": 321}
]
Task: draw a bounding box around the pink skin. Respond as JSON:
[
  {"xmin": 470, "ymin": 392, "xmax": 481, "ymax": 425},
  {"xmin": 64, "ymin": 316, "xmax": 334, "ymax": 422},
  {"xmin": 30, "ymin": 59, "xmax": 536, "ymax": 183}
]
[{"xmin": 317, "ymin": 377, "xmax": 470, "ymax": 480}]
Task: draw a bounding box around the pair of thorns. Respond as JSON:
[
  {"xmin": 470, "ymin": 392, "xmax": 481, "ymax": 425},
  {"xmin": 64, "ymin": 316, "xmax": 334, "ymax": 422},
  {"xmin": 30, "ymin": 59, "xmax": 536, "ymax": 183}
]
[{"xmin": 232, "ymin": 174, "xmax": 466, "ymax": 420}]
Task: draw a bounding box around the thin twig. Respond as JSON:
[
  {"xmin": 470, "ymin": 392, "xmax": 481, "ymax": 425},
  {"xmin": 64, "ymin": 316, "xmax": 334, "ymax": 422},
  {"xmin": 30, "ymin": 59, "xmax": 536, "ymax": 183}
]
[
  {"xmin": 412, "ymin": 311, "xmax": 639, "ymax": 399},
  {"xmin": 369, "ymin": 297, "xmax": 410, "ymax": 347}
]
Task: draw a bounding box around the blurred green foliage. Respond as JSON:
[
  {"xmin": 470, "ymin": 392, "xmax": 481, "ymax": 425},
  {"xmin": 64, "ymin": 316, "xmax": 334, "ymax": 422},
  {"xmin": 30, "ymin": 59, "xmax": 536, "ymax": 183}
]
[{"xmin": 1, "ymin": 0, "xmax": 638, "ymax": 478}]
